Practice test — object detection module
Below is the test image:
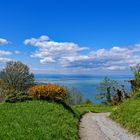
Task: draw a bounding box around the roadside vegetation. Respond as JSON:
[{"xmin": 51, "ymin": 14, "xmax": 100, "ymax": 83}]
[
  {"xmin": 110, "ymin": 98, "xmax": 140, "ymax": 135},
  {"xmin": 109, "ymin": 63, "xmax": 140, "ymax": 135},
  {"xmin": 95, "ymin": 76, "xmax": 130, "ymax": 105},
  {"xmin": 0, "ymin": 60, "xmax": 140, "ymax": 139}
]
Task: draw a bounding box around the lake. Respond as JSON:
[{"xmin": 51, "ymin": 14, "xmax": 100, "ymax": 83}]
[{"xmin": 35, "ymin": 74, "xmax": 133, "ymax": 103}]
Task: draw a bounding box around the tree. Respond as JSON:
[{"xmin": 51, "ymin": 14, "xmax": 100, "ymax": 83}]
[
  {"xmin": 0, "ymin": 61, "xmax": 34, "ymax": 93},
  {"xmin": 96, "ymin": 77, "xmax": 118, "ymax": 103},
  {"xmin": 130, "ymin": 63, "xmax": 140, "ymax": 93}
]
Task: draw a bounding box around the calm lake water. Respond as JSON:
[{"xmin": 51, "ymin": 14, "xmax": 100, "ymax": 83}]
[{"xmin": 35, "ymin": 74, "xmax": 132, "ymax": 103}]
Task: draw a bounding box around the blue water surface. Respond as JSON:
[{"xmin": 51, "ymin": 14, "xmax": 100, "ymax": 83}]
[{"xmin": 35, "ymin": 74, "xmax": 133, "ymax": 103}]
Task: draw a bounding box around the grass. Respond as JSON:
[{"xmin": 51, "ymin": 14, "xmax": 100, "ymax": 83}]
[
  {"xmin": 73, "ymin": 104, "xmax": 113, "ymax": 115},
  {"xmin": 0, "ymin": 101, "xmax": 79, "ymax": 140},
  {"xmin": 1, "ymin": 97, "xmax": 139, "ymax": 139},
  {"xmin": 110, "ymin": 99, "xmax": 140, "ymax": 135},
  {"xmin": 0, "ymin": 101, "xmax": 113, "ymax": 140}
]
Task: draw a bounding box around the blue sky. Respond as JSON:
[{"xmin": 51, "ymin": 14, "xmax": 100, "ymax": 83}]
[{"xmin": 0, "ymin": 0, "xmax": 140, "ymax": 74}]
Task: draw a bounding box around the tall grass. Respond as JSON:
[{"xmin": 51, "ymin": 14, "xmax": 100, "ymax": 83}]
[{"xmin": 110, "ymin": 99, "xmax": 140, "ymax": 135}]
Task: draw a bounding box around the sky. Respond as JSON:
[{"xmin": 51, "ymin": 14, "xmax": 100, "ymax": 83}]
[{"xmin": 0, "ymin": 0, "xmax": 140, "ymax": 74}]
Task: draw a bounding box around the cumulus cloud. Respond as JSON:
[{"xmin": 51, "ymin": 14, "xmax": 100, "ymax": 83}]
[
  {"xmin": 24, "ymin": 35, "xmax": 140, "ymax": 71},
  {"xmin": 67, "ymin": 46, "xmax": 140, "ymax": 70},
  {"xmin": 24, "ymin": 35, "xmax": 89, "ymax": 63},
  {"xmin": 0, "ymin": 38, "xmax": 9, "ymax": 45},
  {"xmin": 24, "ymin": 35, "xmax": 50, "ymax": 46}
]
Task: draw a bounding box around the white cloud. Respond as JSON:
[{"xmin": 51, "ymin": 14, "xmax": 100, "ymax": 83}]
[
  {"xmin": 24, "ymin": 35, "xmax": 50, "ymax": 46},
  {"xmin": 0, "ymin": 57, "xmax": 12, "ymax": 63},
  {"xmin": 24, "ymin": 35, "xmax": 140, "ymax": 71},
  {"xmin": 0, "ymin": 50, "xmax": 12, "ymax": 63},
  {"xmin": 0, "ymin": 50, "xmax": 11, "ymax": 56},
  {"xmin": 0, "ymin": 38, "xmax": 12, "ymax": 63},
  {"xmin": 14, "ymin": 50, "xmax": 21, "ymax": 54},
  {"xmin": 0, "ymin": 38, "xmax": 9, "ymax": 45},
  {"xmin": 24, "ymin": 35, "xmax": 89, "ymax": 64}
]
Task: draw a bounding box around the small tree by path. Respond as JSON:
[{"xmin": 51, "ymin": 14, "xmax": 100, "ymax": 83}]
[{"xmin": 96, "ymin": 77, "xmax": 118, "ymax": 103}]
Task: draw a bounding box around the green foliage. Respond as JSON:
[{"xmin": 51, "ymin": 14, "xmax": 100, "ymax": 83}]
[
  {"xmin": 97, "ymin": 77, "xmax": 118, "ymax": 92},
  {"xmin": 110, "ymin": 99, "xmax": 140, "ymax": 135},
  {"xmin": 0, "ymin": 61, "xmax": 34, "ymax": 94},
  {"xmin": 84, "ymin": 98, "xmax": 92, "ymax": 104},
  {"xmin": 133, "ymin": 92, "xmax": 140, "ymax": 99},
  {"xmin": 0, "ymin": 101, "xmax": 79, "ymax": 140},
  {"xmin": 131, "ymin": 63, "xmax": 140, "ymax": 82},
  {"xmin": 95, "ymin": 93, "xmax": 105, "ymax": 100},
  {"xmin": 96, "ymin": 77, "xmax": 118, "ymax": 103},
  {"xmin": 106, "ymin": 87, "xmax": 111, "ymax": 102},
  {"xmin": 65, "ymin": 87, "xmax": 82, "ymax": 105},
  {"xmin": 130, "ymin": 63, "xmax": 140, "ymax": 93},
  {"xmin": 5, "ymin": 91, "xmax": 32, "ymax": 103}
]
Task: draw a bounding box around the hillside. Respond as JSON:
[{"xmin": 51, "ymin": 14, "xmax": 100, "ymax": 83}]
[
  {"xmin": 2, "ymin": 98, "xmax": 139, "ymax": 139},
  {"xmin": 0, "ymin": 101, "xmax": 79, "ymax": 140},
  {"xmin": 110, "ymin": 99, "xmax": 140, "ymax": 136}
]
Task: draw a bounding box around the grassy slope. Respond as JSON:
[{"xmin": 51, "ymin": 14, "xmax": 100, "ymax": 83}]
[
  {"xmin": 0, "ymin": 101, "xmax": 79, "ymax": 140},
  {"xmin": 110, "ymin": 99, "xmax": 140, "ymax": 135},
  {"xmin": 73, "ymin": 104, "xmax": 113, "ymax": 115},
  {"xmin": 0, "ymin": 101, "xmax": 113, "ymax": 140}
]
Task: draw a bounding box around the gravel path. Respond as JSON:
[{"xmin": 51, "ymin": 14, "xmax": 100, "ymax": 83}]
[{"xmin": 79, "ymin": 112, "xmax": 140, "ymax": 140}]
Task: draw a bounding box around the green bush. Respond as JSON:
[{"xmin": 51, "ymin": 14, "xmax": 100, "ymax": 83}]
[
  {"xmin": 84, "ymin": 98, "xmax": 92, "ymax": 104},
  {"xmin": 134, "ymin": 92, "xmax": 140, "ymax": 99},
  {"xmin": 5, "ymin": 91, "xmax": 32, "ymax": 103}
]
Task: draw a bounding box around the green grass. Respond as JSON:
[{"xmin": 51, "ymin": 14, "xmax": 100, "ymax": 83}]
[
  {"xmin": 0, "ymin": 101, "xmax": 113, "ymax": 140},
  {"xmin": 73, "ymin": 104, "xmax": 113, "ymax": 115},
  {"xmin": 110, "ymin": 99, "xmax": 140, "ymax": 135},
  {"xmin": 0, "ymin": 101, "xmax": 79, "ymax": 140}
]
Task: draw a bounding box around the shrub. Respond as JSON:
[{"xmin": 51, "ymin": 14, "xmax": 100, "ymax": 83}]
[
  {"xmin": 84, "ymin": 98, "xmax": 92, "ymax": 104},
  {"xmin": 28, "ymin": 83, "xmax": 67, "ymax": 101},
  {"xmin": 5, "ymin": 91, "xmax": 32, "ymax": 103},
  {"xmin": 134, "ymin": 92, "xmax": 140, "ymax": 99}
]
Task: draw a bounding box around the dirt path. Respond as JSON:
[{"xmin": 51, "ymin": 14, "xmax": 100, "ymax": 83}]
[{"xmin": 79, "ymin": 112, "xmax": 140, "ymax": 140}]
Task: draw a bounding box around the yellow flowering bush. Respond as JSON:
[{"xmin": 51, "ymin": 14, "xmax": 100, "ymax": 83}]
[{"xmin": 28, "ymin": 83, "xmax": 67, "ymax": 101}]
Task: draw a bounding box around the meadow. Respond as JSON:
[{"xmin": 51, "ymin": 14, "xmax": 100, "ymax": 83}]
[{"xmin": 0, "ymin": 101, "xmax": 79, "ymax": 140}]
